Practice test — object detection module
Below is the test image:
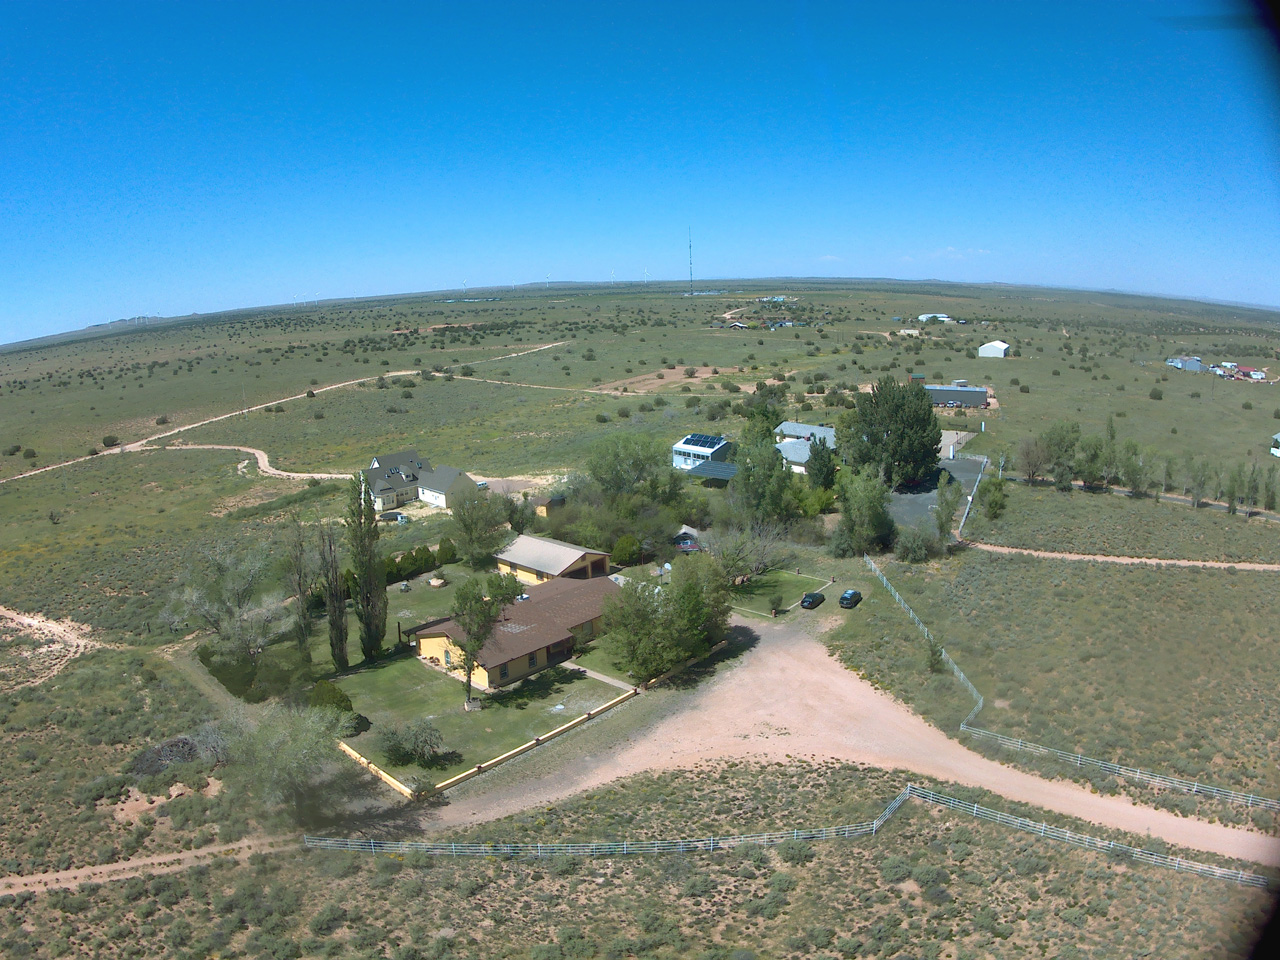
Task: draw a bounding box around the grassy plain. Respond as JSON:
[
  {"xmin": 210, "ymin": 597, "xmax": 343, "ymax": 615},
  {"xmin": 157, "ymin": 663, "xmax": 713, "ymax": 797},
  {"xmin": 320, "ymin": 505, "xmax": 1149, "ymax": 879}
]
[
  {"xmin": 1, "ymin": 763, "xmax": 1272, "ymax": 960},
  {"xmin": 963, "ymin": 481, "xmax": 1280, "ymax": 563},
  {"xmin": 3, "ymin": 280, "xmax": 1280, "ymax": 955},
  {"xmin": 826, "ymin": 550, "xmax": 1280, "ymax": 817}
]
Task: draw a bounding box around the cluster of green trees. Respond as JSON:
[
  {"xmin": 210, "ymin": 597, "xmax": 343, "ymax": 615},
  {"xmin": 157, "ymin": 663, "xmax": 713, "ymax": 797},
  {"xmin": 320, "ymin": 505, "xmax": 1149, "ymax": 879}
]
[
  {"xmin": 1017, "ymin": 415, "xmax": 1279, "ymax": 513},
  {"xmin": 596, "ymin": 553, "xmax": 731, "ymax": 679},
  {"xmin": 536, "ymin": 434, "xmax": 707, "ymax": 562}
]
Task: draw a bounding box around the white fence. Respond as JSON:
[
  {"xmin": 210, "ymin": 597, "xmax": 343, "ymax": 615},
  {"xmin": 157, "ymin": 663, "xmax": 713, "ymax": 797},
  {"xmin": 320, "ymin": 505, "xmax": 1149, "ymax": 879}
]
[
  {"xmin": 862, "ymin": 556, "xmax": 1280, "ymax": 814},
  {"xmin": 303, "ymin": 783, "xmax": 1272, "ymax": 888}
]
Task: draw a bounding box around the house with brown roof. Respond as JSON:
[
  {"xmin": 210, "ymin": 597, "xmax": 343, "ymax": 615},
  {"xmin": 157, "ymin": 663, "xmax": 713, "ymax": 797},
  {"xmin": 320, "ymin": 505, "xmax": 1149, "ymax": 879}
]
[
  {"xmin": 495, "ymin": 534, "xmax": 610, "ymax": 585},
  {"xmin": 408, "ymin": 576, "xmax": 620, "ymax": 690}
]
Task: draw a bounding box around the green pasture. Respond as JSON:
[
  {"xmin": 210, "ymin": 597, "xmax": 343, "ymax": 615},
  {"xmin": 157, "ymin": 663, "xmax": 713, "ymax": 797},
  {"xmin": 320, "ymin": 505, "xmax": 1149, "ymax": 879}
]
[
  {"xmin": 827, "ymin": 549, "xmax": 1280, "ymax": 811},
  {"xmin": 964, "ymin": 480, "xmax": 1280, "ymax": 563},
  {"xmin": 335, "ymin": 658, "xmax": 621, "ymax": 785}
]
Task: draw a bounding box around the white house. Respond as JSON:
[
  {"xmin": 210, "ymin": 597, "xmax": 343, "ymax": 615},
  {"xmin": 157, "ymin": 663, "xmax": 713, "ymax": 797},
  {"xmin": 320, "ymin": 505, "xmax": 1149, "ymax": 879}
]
[
  {"xmin": 977, "ymin": 340, "xmax": 1010, "ymax": 359},
  {"xmin": 1271, "ymin": 433, "xmax": 1280, "ymax": 458},
  {"xmin": 918, "ymin": 313, "xmax": 951, "ymax": 322},
  {"xmin": 364, "ymin": 449, "xmax": 478, "ymax": 512},
  {"xmin": 672, "ymin": 434, "xmax": 733, "ymax": 471}
]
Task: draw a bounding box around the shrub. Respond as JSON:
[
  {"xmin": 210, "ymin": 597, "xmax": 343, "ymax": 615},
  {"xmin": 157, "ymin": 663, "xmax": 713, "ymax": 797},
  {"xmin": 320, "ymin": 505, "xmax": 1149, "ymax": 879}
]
[
  {"xmin": 459, "ymin": 365, "xmax": 475, "ymax": 377},
  {"xmin": 612, "ymin": 534, "xmax": 641, "ymax": 566},
  {"xmin": 380, "ymin": 718, "xmax": 445, "ymax": 767},
  {"xmin": 102, "ymin": 435, "xmax": 120, "ymax": 447},
  {"xmin": 22, "ymin": 448, "xmax": 36, "ymax": 458},
  {"xmin": 435, "ymin": 537, "xmax": 457, "ymax": 565},
  {"xmin": 595, "ymin": 413, "xmax": 610, "ymax": 423},
  {"xmin": 768, "ymin": 593, "xmax": 785, "ymax": 614},
  {"xmin": 1009, "ymin": 378, "xmax": 1020, "ymax": 386},
  {"xmin": 305, "ymin": 390, "xmax": 315, "ymax": 398},
  {"xmin": 616, "ymin": 406, "xmax": 631, "ymax": 419},
  {"xmin": 155, "ymin": 415, "xmax": 169, "ymax": 425},
  {"xmin": 309, "ymin": 679, "xmax": 353, "ymax": 713},
  {"xmin": 775, "ymin": 839, "xmax": 814, "ymax": 865},
  {"xmin": 879, "ymin": 855, "xmax": 911, "ymax": 883},
  {"xmin": 894, "ymin": 523, "xmax": 937, "ymax": 563},
  {"xmin": 1149, "ymin": 387, "xmax": 1163, "ymax": 400},
  {"xmin": 1242, "ymin": 401, "xmax": 1253, "ymax": 410}
]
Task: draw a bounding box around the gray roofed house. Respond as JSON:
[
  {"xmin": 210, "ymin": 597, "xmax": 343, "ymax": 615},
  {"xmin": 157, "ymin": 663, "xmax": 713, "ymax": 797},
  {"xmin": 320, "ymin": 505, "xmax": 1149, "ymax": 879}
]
[
  {"xmin": 774, "ymin": 421, "xmax": 838, "ymax": 474},
  {"xmin": 363, "ymin": 448, "xmax": 478, "ymax": 511}
]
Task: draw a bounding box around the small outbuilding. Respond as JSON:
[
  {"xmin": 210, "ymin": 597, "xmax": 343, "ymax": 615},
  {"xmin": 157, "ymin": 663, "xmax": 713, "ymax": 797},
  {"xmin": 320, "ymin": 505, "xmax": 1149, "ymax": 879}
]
[
  {"xmin": 977, "ymin": 340, "xmax": 1010, "ymax": 359},
  {"xmin": 496, "ymin": 534, "xmax": 611, "ymax": 585},
  {"xmin": 1271, "ymin": 433, "xmax": 1280, "ymax": 458}
]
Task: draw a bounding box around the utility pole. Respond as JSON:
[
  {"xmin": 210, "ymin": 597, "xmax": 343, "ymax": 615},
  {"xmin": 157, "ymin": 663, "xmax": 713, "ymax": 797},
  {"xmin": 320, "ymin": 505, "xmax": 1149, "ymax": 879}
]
[{"xmin": 688, "ymin": 228, "xmax": 693, "ymax": 296}]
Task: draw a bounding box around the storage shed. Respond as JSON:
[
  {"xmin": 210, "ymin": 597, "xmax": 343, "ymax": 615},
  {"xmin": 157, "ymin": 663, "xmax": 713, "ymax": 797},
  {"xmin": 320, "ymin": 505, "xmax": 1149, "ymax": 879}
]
[{"xmin": 977, "ymin": 340, "xmax": 1010, "ymax": 358}]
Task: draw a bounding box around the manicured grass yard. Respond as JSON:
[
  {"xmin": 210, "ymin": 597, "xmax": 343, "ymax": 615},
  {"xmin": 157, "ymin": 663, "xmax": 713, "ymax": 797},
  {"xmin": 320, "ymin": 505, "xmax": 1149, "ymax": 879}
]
[
  {"xmin": 336, "ymin": 657, "xmax": 622, "ymax": 786},
  {"xmin": 730, "ymin": 569, "xmax": 831, "ymax": 616}
]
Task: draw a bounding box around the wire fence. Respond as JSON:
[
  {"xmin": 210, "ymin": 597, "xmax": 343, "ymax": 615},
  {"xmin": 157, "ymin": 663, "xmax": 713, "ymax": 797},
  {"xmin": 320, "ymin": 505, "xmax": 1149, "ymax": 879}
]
[
  {"xmin": 908, "ymin": 786, "xmax": 1271, "ymax": 889},
  {"xmin": 862, "ymin": 556, "xmax": 1280, "ymax": 814},
  {"xmin": 303, "ymin": 783, "xmax": 1273, "ymax": 888},
  {"xmin": 955, "ymin": 455, "xmax": 989, "ymax": 539}
]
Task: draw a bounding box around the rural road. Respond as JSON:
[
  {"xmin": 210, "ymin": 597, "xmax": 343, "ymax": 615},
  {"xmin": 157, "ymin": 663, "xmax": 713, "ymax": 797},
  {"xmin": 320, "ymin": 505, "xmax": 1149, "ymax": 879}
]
[
  {"xmin": 416, "ymin": 614, "xmax": 1280, "ymax": 868},
  {"xmin": 965, "ymin": 541, "xmax": 1280, "ymax": 572}
]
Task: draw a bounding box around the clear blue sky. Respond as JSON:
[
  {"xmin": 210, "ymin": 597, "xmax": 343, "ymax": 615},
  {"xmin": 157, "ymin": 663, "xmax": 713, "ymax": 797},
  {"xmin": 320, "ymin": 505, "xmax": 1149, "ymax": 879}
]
[{"xmin": 3, "ymin": 1, "xmax": 1280, "ymax": 342}]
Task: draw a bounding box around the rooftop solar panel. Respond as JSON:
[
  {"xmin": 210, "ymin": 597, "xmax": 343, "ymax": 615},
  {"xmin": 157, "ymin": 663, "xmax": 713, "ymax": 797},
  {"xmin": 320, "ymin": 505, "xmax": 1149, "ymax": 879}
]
[{"xmin": 681, "ymin": 433, "xmax": 725, "ymax": 449}]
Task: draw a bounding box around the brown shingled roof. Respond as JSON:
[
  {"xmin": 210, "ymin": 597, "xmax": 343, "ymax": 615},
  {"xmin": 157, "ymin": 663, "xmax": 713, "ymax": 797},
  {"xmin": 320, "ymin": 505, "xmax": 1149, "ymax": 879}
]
[{"xmin": 407, "ymin": 576, "xmax": 620, "ymax": 668}]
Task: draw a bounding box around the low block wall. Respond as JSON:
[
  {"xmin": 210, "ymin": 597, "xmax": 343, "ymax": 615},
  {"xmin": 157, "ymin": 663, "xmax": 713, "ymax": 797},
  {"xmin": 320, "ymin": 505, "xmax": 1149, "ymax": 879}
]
[{"xmin": 336, "ymin": 740, "xmax": 417, "ymax": 799}]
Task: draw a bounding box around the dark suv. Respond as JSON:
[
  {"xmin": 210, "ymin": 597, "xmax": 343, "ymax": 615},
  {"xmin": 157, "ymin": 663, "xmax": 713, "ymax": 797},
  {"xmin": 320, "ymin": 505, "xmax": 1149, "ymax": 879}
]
[
  {"xmin": 839, "ymin": 589, "xmax": 862, "ymax": 609},
  {"xmin": 799, "ymin": 592, "xmax": 825, "ymax": 609}
]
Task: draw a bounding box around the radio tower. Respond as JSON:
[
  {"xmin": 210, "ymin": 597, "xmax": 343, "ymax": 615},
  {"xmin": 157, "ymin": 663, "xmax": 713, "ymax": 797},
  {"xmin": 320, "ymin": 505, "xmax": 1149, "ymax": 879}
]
[{"xmin": 688, "ymin": 227, "xmax": 693, "ymax": 296}]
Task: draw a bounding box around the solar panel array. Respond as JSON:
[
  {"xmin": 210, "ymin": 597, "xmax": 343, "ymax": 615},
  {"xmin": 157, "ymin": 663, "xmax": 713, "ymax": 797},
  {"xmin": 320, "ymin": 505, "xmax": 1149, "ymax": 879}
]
[{"xmin": 681, "ymin": 434, "xmax": 725, "ymax": 449}]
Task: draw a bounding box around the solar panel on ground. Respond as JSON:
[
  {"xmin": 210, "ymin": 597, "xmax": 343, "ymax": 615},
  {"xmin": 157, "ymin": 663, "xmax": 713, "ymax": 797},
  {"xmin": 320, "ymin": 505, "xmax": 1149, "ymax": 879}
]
[{"xmin": 688, "ymin": 461, "xmax": 738, "ymax": 480}]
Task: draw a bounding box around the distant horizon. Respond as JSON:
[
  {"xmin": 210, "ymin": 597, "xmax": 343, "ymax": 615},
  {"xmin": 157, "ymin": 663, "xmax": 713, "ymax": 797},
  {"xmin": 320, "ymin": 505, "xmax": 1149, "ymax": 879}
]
[{"xmin": 6, "ymin": 273, "xmax": 1280, "ymax": 351}]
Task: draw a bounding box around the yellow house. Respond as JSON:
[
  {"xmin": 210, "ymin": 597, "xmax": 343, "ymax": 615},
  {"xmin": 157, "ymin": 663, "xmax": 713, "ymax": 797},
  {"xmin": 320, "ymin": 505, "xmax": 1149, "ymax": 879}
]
[
  {"xmin": 408, "ymin": 576, "xmax": 620, "ymax": 691},
  {"xmin": 494, "ymin": 534, "xmax": 610, "ymax": 586}
]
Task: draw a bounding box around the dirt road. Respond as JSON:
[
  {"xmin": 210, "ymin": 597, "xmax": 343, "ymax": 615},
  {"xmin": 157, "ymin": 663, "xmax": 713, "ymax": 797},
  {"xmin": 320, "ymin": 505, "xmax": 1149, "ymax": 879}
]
[
  {"xmin": 0, "ymin": 837, "xmax": 294, "ymax": 896},
  {"xmin": 966, "ymin": 541, "xmax": 1280, "ymax": 572},
  {"xmin": 162, "ymin": 442, "xmax": 351, "ymax": 480},
  {"xmin": 417, "ymin": 615, "xmax": 1280, "ymax": 868}
]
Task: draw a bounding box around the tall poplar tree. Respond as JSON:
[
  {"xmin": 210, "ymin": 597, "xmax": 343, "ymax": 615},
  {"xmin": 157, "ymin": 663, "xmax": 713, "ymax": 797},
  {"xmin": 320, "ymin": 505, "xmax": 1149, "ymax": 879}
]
[
  {"xmin": 346, "ymin": 474, "xmax": 386, "ymax": 663},
  {"xmin": 318, "ymin": 519, "xmax": 349, "ymax": 672}
]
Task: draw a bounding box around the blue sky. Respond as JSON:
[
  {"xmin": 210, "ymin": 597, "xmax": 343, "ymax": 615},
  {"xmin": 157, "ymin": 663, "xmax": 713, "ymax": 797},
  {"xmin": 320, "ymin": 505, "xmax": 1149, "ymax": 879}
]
[{"xmin": 2, "ymin": 1, "xmax": 1279, "ymax": 342}]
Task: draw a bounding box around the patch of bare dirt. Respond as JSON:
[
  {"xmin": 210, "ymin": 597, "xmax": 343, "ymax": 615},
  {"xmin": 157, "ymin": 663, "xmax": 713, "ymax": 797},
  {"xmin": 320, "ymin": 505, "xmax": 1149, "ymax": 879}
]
[{"xmin": 0, "ymin": 606, "xmax": 102, "ymax": 691}]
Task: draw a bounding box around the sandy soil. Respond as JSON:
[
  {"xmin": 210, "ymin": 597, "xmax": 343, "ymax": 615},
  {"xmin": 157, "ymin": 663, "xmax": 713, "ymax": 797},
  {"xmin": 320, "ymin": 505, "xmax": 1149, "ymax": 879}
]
[
  {"xmin": 966, "ymin": 541, "xmax": 1280, "ymax": 572},
  {"xmin": 0, "ymin": 837, "xmax": 295, "ymax": 896},
  {"xmin": 415, "ymin": 614, "xmax": 1280, "ymax": 868},
  {"xmin": 0, "ymin": 606, "xmax": 103, "ymax": 691}
]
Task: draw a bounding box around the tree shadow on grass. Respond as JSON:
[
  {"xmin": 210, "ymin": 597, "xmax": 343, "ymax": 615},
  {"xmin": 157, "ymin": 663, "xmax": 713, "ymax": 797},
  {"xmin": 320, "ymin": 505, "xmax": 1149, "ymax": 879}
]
[
  {"xmin": 485, "ymin": 665, "xmax": 576, "ymax": 711},
  {"xmin": 657, "ymin": 626, "xmax": 759, "ymax": 691}
]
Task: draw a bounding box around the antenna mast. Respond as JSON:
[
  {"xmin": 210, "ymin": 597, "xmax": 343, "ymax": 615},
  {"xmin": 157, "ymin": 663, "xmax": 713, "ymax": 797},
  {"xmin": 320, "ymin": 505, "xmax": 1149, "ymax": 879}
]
[{"xmin": 688, "ymin": 227, "xmax": 693, "ymax": 296}]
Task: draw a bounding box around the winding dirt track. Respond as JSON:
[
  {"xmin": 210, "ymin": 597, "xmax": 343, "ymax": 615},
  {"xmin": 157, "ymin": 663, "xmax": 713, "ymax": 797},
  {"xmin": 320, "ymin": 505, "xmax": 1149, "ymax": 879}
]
[
  {"xmin": 965, "ymin": 541, "xmax": 1280, "ymax": 572},
  {"xmin": 418, "ymin": 615, "xmax": 1280, "ymax": 868},
  {"xmin": 0, "ymin": 606, "xmax": 107, "ymax": 690},
  {"xmin": 0, "ymin": 838, "xmax": 295, "ymax": 896}
]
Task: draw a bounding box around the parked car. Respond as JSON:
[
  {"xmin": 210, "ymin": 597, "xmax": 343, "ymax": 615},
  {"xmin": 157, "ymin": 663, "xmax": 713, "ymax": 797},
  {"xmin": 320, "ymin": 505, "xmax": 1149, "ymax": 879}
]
[
  {"xmin": 839, "ymin": 589, "xmax": 862, "ymax": 609},
  {"xmin": 799, "ymin": 592, "xmax": 825, "ymax": 609}
]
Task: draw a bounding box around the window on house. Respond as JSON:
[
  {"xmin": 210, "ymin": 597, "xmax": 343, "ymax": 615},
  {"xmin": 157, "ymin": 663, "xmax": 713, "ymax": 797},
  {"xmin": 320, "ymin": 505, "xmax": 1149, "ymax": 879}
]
[
  {"xmin": 499, "ymin": 663, "xmax": 508, "ymax": 681},
  {"xmin": 528, "ymin": 652, "xmax": 537, "ymax": 668},
  {"xmin": 444, "ymin": 649, "xmax": 451, "ymax": 667}
]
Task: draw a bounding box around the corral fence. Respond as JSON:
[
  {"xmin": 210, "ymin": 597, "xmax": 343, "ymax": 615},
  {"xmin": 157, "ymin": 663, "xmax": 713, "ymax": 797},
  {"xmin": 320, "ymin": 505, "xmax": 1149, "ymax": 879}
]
[
  {"xmin": 862, "ymin": 556, "xmax": 1280, "ymax": 814},
  {"xmin": 303, "ymin": 783, "xmax": 1272, "ymax": 888}
]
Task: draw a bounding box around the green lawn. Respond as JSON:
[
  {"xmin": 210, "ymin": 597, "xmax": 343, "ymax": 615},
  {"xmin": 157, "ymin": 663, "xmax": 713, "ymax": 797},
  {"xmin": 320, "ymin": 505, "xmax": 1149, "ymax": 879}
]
[
  {"xmin": 729, "ymin": 568, "xmax": 832, "ymax": 616},
  {"xmin": 571, "ymin": 631, "xmax": 635, "ymax": 683},
  {"xmin": 335, "ymin": 657, "xmax": 622, "ymax": 787}
]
